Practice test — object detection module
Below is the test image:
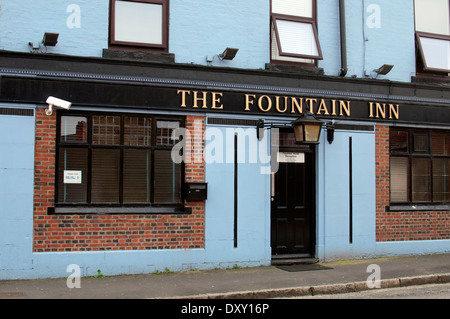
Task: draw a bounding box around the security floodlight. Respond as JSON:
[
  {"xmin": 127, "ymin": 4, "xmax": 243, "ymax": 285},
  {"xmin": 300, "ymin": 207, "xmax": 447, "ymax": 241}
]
[
  {"xmin": 42, "ymin": 32, "xmax": 59, "ymax": 47},
  {"xmin": 374, "ymin": 64, "xmax": 394, "ymax": 75},
  {"xmin": 219, "ymin": 47, "xmax": 239, "ymax": 60}
]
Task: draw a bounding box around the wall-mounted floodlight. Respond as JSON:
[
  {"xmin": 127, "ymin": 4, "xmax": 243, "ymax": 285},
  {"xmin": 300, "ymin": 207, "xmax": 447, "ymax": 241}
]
[
  {"xmin": 45, "ymin": 96, "xmax": 72, "ymax": 116},
  {"xmin": 42, "ymin": 32, "xmax": 59, "ymax": 47},
  {"xmin": 218, "ymin": 47, "xmax": 239, "ymax": 60},
  {"xmin": 374, "ymin": 64, "xmax": 394, "ymax": 76}
]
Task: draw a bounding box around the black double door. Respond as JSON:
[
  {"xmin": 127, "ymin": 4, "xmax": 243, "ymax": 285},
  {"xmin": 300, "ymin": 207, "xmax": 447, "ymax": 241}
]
[{"xmin": 271, "ymin": 152, "xmax": 315, "ymax": 257}]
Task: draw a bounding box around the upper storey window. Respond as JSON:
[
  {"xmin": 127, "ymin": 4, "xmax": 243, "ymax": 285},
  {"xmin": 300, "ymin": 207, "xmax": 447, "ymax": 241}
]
[
  {"xmin": 415, "ymin": 0, "xmax": 450, "ymax": 74},
  {"xmin": 271, "ymin": 0, "xmax": 323, "ymax": 65},
  {"xmin": 109, "ymin": 0, "xmax": 168, "ymax": 50}
]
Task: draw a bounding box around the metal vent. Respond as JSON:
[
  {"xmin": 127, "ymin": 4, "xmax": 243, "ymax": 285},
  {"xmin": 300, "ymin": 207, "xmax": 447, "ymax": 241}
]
[
  {"xmin": 0, "ymin": 108, "xmax": 34, "ymax": 117},
  {"xmin": 207, "ymin": 118, "xmax": 259, "ymax": 126}
]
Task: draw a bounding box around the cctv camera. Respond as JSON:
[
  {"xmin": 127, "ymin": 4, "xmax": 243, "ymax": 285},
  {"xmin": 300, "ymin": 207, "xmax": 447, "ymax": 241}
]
[
  {"xmin": 45, "ymin": 96, "xmax": 72, "ymax": 115},
  {"xmin": 46, "ymin": 96, "xmax": 72, "ymax": 109}
]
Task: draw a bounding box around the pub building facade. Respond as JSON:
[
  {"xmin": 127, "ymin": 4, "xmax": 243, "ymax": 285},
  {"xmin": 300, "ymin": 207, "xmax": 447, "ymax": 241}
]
[{"xmin": 0, "ymin": 0, "xmax": 449, "ymax": 279}]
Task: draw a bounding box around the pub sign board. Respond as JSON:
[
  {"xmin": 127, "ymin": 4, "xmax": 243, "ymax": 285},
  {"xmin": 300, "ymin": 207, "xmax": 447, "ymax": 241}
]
[{"xmin": 1, "ymin": 76, "xmax": 449, "ymax": 125}]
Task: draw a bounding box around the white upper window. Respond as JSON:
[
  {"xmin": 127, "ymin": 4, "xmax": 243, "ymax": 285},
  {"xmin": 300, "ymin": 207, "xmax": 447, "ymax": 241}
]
[
  {"xmin": 110, "ymin": 0, "xmax": 168, "ymax": 50},
  {"xmin": 271, "ymin": 0, "xmax": 322, "ymax": 64},
  {"xmin": 415, "ymin": 0, "xmax": 450, "ymax": 73}
]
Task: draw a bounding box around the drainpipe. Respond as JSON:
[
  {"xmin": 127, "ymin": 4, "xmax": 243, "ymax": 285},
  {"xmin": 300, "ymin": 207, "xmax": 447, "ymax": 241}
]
[{"xmin": 339, "ymin": 0, "xmax": 348, "ymax": 76}]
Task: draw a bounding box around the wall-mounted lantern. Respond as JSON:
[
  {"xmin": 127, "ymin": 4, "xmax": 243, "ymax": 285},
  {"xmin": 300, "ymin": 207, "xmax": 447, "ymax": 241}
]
[
  {"xmin": 257, "ymin": 112, "xmax": 332, "ymax": 144},
  {"xmin": 291, "ymin": 112, "xmax": 325, "ymax": 144}
]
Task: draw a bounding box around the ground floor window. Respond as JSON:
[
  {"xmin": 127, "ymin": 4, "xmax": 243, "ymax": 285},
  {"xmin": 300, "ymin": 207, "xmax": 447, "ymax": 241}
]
[
  {"xmin": 390, "ymin": 128, "xmax": 450, "ymax": 205},
  {"xmin": 57, "ymin": 112, "xmax": 183, "ymax": 206}
]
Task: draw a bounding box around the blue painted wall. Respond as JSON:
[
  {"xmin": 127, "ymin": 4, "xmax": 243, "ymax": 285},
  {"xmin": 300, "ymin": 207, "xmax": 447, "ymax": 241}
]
[
  {"xmin": 316, "ymin": 128, "xmax": 377, "ymax": 261},
  {"xmin": 0, "ymin": 105, "xmax": 35, "ymax": 275},
  {"xmin": 204, "ymin": 122, "xmax": 271, "ymax": 266},
  {"xmin": 0, "ymin": 0, "xmax": 108, "ymax": 57},
  {"xmin": 317, "ymin": 0, "xmax": 415, "ymax": 82},
  {"xmin": 0, "ymin": 0, "xmax": 415, "ymax": 82},
  {"xmin": 169, "ymin": 0, "xmax": 270, "ymax": 69}
]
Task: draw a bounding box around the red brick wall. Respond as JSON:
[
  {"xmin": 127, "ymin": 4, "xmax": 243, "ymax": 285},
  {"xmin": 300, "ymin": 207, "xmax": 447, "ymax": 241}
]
[
  {"xmin": 375, "ymin": 125, "xmax": 450, "ymax": 241},
  {"xmin": 33, "ymin": 110, "xmax": 205, "ymax": 252}
]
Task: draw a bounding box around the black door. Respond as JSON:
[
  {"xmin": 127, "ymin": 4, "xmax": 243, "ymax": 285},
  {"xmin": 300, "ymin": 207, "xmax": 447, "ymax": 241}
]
[{"xmin": 271, "ymin": 152, "xmax": 314, "ymax": 256}]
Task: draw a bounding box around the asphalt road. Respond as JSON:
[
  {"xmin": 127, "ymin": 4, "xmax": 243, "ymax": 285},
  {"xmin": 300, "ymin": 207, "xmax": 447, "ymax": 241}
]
[{"xmin": 298, "ymin": 282, "xmax": 450, "ymax": 299}]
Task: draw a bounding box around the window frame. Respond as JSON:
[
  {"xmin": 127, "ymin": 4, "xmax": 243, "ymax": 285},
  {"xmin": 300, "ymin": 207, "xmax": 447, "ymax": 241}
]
[
  {"xmin": 414, "ymin": 0, "xmax": 450, "ymax": 76},
  {"xmin": 270, "ymin": 0, "xmax": 323, "ymax": 65},
  {"xmin": 55, "ymin": 112, "xmax": 185, "ymax": 209},
  {"xmin": 389, "ymin": 128, "xmax": 450, "ymax": 207},
  {"xmin": 272, "ymin": 14, "xmax": 323, "ymax": 60},
  {"xmin": 109, "ymin": 0, "xmax": 169, "ymax": 51},
  {"xmin": 416, "ymin": 31, "xmax": 450, "ymax": 73}
]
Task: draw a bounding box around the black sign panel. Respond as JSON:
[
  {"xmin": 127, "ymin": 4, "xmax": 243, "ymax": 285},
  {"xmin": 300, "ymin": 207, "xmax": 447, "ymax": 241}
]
[{"xmin": 1, "ymin": 76, "xmax": 449, "ymax": 125}]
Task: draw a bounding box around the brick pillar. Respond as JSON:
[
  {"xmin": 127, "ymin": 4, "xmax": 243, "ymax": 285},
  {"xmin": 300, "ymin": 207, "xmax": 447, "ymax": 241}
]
[
  {"xmin": 184, "ymin": 116, "xmax": 206, "ymax": 248},
  {"xmin": 33, "ymin": 109, "xmax": 57, "ymax": 251},
  {"xmin": 375, "ymin": 125, "xmax": 390, "ymax": 241}
]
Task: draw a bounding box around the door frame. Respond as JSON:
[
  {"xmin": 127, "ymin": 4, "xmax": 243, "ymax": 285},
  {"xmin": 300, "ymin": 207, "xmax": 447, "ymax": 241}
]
[{"xmin": 270, "ymin": 144, "xmax": 316, "ymax": 258}]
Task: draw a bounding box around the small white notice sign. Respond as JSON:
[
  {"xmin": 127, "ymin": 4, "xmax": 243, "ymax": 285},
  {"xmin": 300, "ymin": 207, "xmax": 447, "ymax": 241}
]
[
  {"xmin": 64, "ymin": 170, "xmax": 82, "ymax": 184},
  {"xmin": 277, "ymin": 152, "xmax": 305, "ymax": 163}
]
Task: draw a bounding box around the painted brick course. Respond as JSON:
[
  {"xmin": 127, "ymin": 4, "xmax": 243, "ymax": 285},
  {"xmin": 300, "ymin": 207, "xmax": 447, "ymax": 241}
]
[
  {"xmin": 33, "ymin": 110, "xmax": 205, "ymax": 252},
  {"xmin": 375, "ymin": 125, "xmax": 450, "ymax": 241}
]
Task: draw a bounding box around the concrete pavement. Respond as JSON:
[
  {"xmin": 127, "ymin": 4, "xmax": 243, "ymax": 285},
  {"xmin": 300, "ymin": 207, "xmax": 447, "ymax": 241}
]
[{"xmin": 0, "ymin": 253, "xmax": 449, "ymax": 299}]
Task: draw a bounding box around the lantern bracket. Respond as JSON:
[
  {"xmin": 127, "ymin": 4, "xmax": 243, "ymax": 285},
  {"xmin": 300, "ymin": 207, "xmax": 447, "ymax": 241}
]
[{"xmin": 256, "ymin": 119, "xmax": 292, "ymax": 141}]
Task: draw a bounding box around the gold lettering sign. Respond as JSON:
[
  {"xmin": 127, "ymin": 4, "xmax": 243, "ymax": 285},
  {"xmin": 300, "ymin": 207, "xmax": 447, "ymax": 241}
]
[
  {"xmin": 177, "ymin": 90, "xmax": 400, "ymax": 120},
  {"xmin": 368, "ymin": 102, "xmax": 400, "ymax": 120}
]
